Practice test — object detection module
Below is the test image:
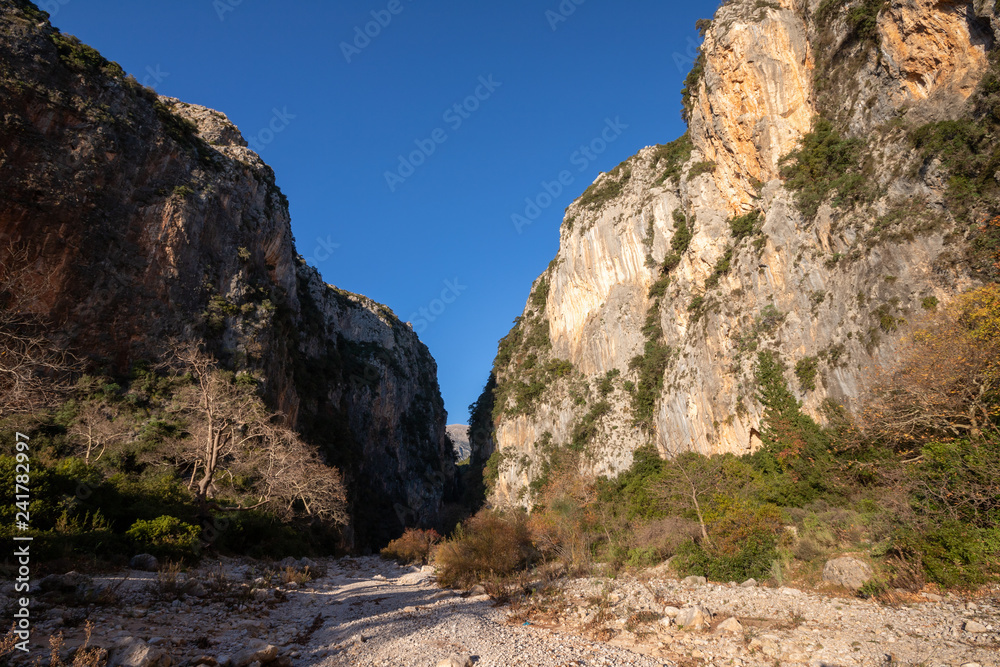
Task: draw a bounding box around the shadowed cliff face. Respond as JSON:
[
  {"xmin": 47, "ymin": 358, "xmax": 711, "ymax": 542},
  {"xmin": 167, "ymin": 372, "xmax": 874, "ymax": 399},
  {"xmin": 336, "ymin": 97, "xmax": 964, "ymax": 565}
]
[
  {"xmin": 474, "ymin": 0, "xmax": 1000, "ymax": 506},
  {"xmin": 0, "ymin": 0, "xmax": 454, "ymax": 548}
]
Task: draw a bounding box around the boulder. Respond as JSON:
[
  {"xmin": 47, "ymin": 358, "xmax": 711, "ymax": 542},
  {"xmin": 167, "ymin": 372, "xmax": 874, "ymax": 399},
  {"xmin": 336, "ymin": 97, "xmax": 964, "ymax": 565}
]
[
  {"xmin": 231, "ymin": 645, "xmax": 277, "ymax": 667},
  {"xmin": 716, "ymin": 617, "xmax": 743, "ymax": 634},
  {"xmin": 107, "ymin": 637, "xmax": 171, "ymax": 667},
  {"xmin": 39, "ymin": 572, "xmax": 91, "ymax": 593},
  {"xmin": 436, "ymin": 655, "xmax": 473, "ymax": 667},
  {"xmin": 129, "ymin": 554, "xmax": 160, "ymax": 572},
  {"xmin": 675, "ymin": 605, "xmax": 712, "ymax": 630},
  {"xmin": 681, "ymin": 575, "xmax": 707, "ymax": 586},
  {"xmin": 822, "ymin": 557, "xmax": 873, "ymax": 591}
]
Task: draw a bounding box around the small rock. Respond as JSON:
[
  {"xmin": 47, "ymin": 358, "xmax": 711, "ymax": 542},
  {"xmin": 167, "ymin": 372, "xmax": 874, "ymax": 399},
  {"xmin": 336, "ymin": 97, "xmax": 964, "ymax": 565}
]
[
  {"xmin": 923, "ymin": 593, "xmax": 943, "ymax": 602},
  {"xmin": 299, "ymin": 557, "xmax": 318, "ymax": 570},
  {"xmin": 676, "ymin": 605, "xmax": 712, "ymax": 630},
  {"xmin": 778, "ymin": 586, "xmax": 803, "ymax": 596},
  {"xmin": 822, "ymin": 556, "xmax": 873, "ymax": 591},
  {"xmin": 231, "ymin": 645, "xmax": 277, "ymax": 667},
  {"xmin": 468, "ymin": 584, "xmax": 486, "ymax": 596},
  {"xmin": 961, "ymin": 663, "xmax": 983, "ymax": 667},
  {"xmin": 129, "ymin": 554, "xmax": 160, "ymax": 572},
  {"xmin": 739, "ymin": 578, "xmax": 757, "ymax": 588},
  {"xmin": 107, "ymin": 637, "xmax": 171, "ymax": 667},
  {"xmin": 192, "ymin": 658, "xmax": 217, "ymax": 667},
  {"xmin": 277, "ymin": 557, "xmax": 298, "ymax": 569},
  {"xmin": 716, "ymin": 617, "xmax": 743, "ymax": 634},
  {"xmin": 682, "ymin": 575, "xmax": 707, "ymax": 586},
  {"xmin": 436, "ymin": 655, "xmax": 473, "ymax": 667},
  {"xmin": 216, "ymin": 655, "xmax": 231, "ymax": 667},
  {"xmin": 662, "ymin": 606, "xmax": 681, "ymax": 618},
  {"xmin": 182, "ymin": 581, "xmax": 207, "ymax": 598},
  {"xmin": 964, "ymin": 620, "xmax": 987, "ymax": 633},
  {"xmin": 402, "ymin": 606, "xmax": 418, "ymax": 613}
]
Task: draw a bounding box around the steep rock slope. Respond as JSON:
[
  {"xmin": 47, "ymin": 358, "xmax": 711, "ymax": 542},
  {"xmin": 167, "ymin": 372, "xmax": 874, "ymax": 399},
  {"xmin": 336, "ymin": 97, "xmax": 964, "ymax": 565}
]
[
  {"xmin": 0, "ymin": 0, "xmax": 454, "ymax": 547},
  {"xmin": 475, "ymin": 0, "xmax": 1000, "ymax": 506}
]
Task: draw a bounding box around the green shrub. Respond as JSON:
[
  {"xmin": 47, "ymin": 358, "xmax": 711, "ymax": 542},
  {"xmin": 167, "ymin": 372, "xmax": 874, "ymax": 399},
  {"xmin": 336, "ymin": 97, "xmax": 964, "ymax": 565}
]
[
  {"xmin": 571, "ymin": 401, "xmax": 611, "ymax": 450},
  {"xmin": 652, "ymin": 134, "xmax": 694, "ymax": 184},
  {"xmin": 893, "ymin": 521, "xmax": 997, "ymax": 589},
  {"xmin": 630, "ymin": 340, "xmax": 672, "ymax": 430},
  {"xmin": 680, "ymin": 53, "xmax": 705, "ymax": 123},
  {"xmin": 673, "ymin": 500, "xmax": 783, "ymax": 582},
  {"xmin": 50, "ymin": 31, "xmax": 125, "ymax": 78},
  {"xmin": 530, "ymin": 278, "xmax": 550, "ymax": 311},
  {"xmin": 687, "ymin": 160, "xmax": 716, "ymax": 181},
  {"xmin": 795, "ymin": 357, "xmax": 819, "ymax": 392},
  {"xmin": 705, "ymin": 247, "xmax": 733, "ymax": 288},
  {"xmin": 780, "ymin": 117, "xmax": 871, "ymax": 219},
  {"xmin": 126, "ymin": 515, "xmax": 200, "ymax": 561},
  {"xmin": 648, "ymin": 275, "xmax": 670, "ymax": 298},
  {"xmin": 729, "ymin": 211, "xmax": 762, "ymax": 240}
]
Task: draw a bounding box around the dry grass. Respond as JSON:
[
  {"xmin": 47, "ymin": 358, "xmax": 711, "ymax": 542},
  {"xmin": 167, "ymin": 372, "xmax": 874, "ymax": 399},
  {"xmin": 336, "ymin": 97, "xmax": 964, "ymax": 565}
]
[
  {"xmin": 280, "ymin": 566, "xmax": 312, "ymax": 586},
  {"xmin": 0, "ymin": 622, "xmax": 107, "ymax": 667}
]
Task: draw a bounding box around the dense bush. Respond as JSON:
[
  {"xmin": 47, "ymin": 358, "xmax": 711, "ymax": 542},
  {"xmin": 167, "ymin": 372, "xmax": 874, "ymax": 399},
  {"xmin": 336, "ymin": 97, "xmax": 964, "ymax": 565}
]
[
  {"xmin": 434, "ymin": 510, "xmax": 537, "ymax": 588},
  {"xmin": 126, "ymin": 515, "xmax": 201, "ymax": 562},
  {"xmin": 381, "ymin": 527, "xmax": 442, "ymax": 565},
  {"xmin": 780, "ymin": 117, "xmax": 873, "ymax": 219},
  {"xmin": 673, "ymin": 500, "xmax": 783, "ymax": 582}
]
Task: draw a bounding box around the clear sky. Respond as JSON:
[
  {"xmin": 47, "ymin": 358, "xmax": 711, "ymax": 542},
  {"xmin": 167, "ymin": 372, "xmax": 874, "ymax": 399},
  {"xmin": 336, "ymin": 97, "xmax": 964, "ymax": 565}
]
[{"xmin": 46, "ymin": 0, "xmax": 717, "ymax": 423}]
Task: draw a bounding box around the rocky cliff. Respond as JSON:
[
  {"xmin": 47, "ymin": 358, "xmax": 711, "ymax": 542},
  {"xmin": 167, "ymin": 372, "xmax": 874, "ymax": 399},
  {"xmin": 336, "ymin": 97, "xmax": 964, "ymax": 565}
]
[
  {"xmin": 475, "ymin": 0, "xmax": 1000, "ymax": 505},
  {"xmin": 0, "ymin": 0, "xmax": 455, "ymax": 547}
]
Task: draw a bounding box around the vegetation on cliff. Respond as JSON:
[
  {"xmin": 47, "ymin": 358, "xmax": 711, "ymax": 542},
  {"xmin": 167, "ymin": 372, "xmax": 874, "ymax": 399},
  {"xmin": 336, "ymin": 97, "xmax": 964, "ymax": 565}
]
[{"xmin": 441, "ymin": 285, "xmax": 1000, "ymax": 593}]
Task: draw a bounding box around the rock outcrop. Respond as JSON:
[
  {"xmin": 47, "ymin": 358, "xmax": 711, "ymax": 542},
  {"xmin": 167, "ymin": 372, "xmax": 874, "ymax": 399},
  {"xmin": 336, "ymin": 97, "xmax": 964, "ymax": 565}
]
[
  {"xmin": 474, "ymin": 0, "xmax": 1000, "ymax": 505},
  {"xmin": 0, "ymin": 0, "xmax": 454, "ymax": 546}
]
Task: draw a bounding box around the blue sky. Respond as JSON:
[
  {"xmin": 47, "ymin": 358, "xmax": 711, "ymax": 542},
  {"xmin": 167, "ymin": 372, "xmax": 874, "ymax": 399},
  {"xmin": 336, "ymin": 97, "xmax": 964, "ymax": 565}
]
[{"xmin": 47, "ymin": 0, "xmax": 717, "ymax": 423}]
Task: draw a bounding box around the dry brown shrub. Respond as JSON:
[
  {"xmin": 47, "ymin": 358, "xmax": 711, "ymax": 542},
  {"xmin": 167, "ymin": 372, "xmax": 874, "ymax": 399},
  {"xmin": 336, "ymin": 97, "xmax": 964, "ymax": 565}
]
[
  {"xmin": 631, "ymin": 516, "xmax": 702, "ymax": 557},
  {"xmin": 380, "ymin": 527, "xmax": 442, "ymax": 565},
  {"xmin": 434, "ymin": 510, "xmax": 536, "ymax": 588}
]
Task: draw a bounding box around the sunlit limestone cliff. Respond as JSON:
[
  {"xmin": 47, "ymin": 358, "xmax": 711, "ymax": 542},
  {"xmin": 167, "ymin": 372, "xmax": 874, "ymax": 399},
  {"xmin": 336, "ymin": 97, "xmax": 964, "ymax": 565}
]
[
  {"xmin": 473, "ymin": 0, "xmax": 1000, "ymax": 506},
  {"xmin": 0, "ymin": 0, "xmax": 455, "ymax": 547}
]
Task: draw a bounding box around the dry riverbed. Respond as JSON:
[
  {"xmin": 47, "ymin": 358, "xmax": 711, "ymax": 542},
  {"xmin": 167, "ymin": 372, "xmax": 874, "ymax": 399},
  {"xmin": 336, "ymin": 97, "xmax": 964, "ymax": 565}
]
[{"xmin": 2, "ymin": 556, "xmax": 997, "ymax": 667}]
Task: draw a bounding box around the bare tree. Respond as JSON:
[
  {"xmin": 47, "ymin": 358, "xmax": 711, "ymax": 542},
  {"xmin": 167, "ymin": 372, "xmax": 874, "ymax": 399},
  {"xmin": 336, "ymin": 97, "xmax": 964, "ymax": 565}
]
[
  {"xmin": 861, "ymin": 287, "xmax": 1000, "ymax": 448},
  {"xmin": 68, "ymin": 401, "xmax": 131, "ymax": 464},
  {"xmin": 168, "ymin": 342, "xmax": 348, "ymax": 523},
  {"xmin": 0, "ymin": 245, "xmax": 76, "ymax": 416}
]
